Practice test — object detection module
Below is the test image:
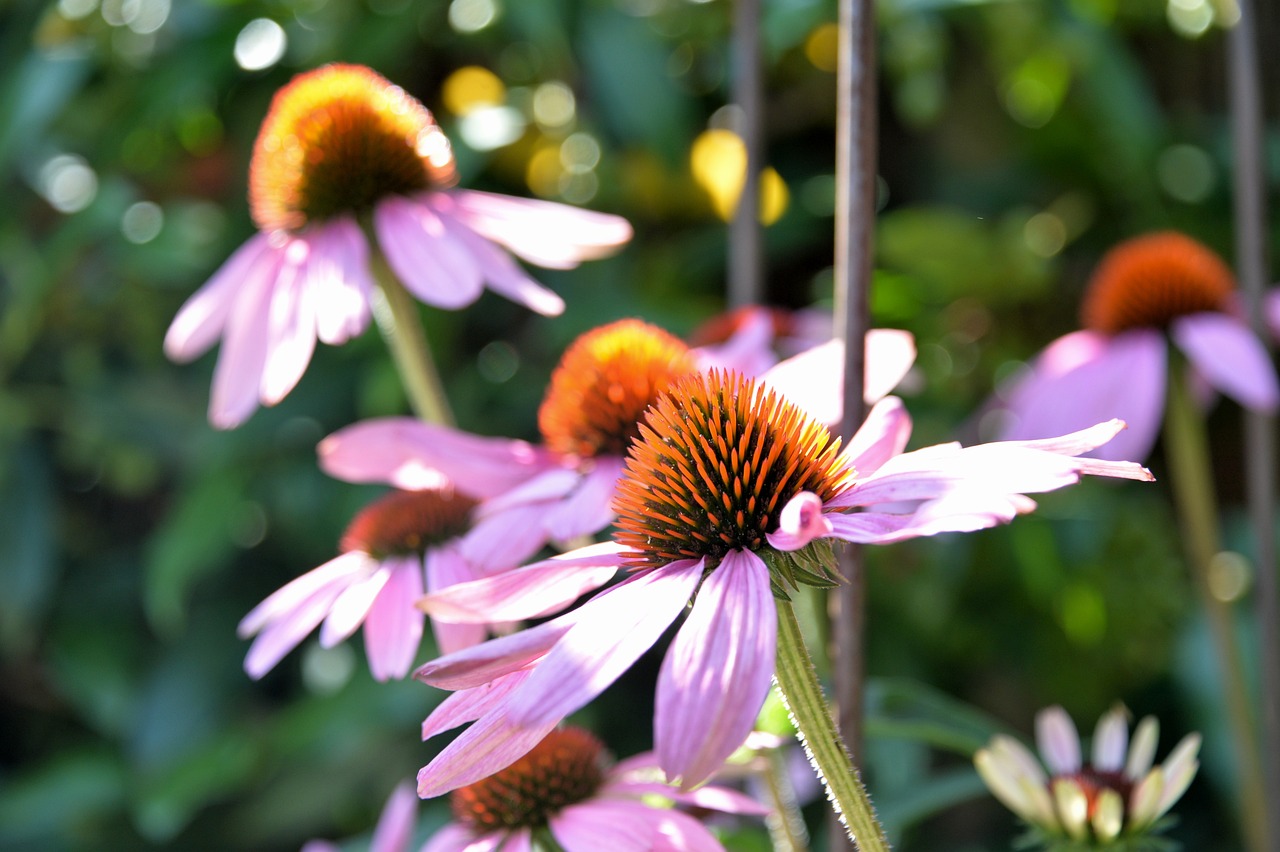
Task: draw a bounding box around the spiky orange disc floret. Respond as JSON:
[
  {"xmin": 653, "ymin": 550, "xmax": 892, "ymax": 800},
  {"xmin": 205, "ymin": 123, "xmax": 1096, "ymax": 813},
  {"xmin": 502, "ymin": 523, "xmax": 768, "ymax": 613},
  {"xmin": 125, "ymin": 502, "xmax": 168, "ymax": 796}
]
[
  {"xmin": 450, "ymin": 727, "xmax": 607, "ymax": 831},
  {"xmin": 340, "ymin": 488, "xmax": 475, "ymax": 559},
  {"xmin": 613, "ymin": 370, "xmax": 852, "ymax": 570},
  {"xmin": 1080, "ymin": 232, "xmax": 1234, "ymax": 335},
  {"xmin": 248, "ymin": 63, "xmax": 457, "ymax": 233},
  {"xmin": 537, "ymin": 319, "xmax": 699, "ymax": 459}
]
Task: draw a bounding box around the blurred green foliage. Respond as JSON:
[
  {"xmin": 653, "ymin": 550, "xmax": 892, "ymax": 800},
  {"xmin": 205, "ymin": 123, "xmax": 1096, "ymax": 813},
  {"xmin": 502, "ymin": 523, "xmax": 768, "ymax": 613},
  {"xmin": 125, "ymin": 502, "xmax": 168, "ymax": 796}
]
[{"xmin": 1, "ymin": 0, "xmax": 1274, "ymax": 849}]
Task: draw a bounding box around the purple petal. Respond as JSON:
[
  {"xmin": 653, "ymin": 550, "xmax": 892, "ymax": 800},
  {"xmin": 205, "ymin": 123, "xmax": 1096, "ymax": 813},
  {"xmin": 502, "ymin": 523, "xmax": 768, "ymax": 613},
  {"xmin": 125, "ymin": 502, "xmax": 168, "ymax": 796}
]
[
  {"xmin": 364, "ymin": 556, "xmax": 426, "ymax": 681},
  {"xmin": 239, "ymin": 551, "xmax": 372, "ymax": 638},
  {"xmin": 1000, "ymin": 330, "xmax": 1165, "ymax": 463},
  {"xmin": 374, "ymin": 195, "xmax": 484, "ymax": 309},
  {"xmin": 827, "ymin": 491, "xmax": 1031, "ymax": 544},
  {"xmin": 542, "ymin": 458, "xmax": 626, "ymax": 541},
  {"xmin": 766, "ymin": 492, "xmax": 833, "ymax": 551},
  {"xmin": 419, "ymin": 542, "xmax": 626, "ymax": 623},
  {"xmin": 651, "ymin": 809, "xmax": 726, "ymax": 852},
  {"xmin": 477, "ymin": 467, "xmax": 582, "ymax": 516},
  {"xmin": 549, "ymin": 801, "xmax": 657, "ymax": 852},
  {"xmin": 306, "ymin": 217, "xmax": 373, "ymax": 345},
  {"xmin": 318, "ymin": 418, "xmax": 554, "ymax": 497},
  {"xmin": 1036, "ymin": 705, "xmax": 1082, "ymax": 774},
  {"xmin": 259, "ymin": 248, "xmax": 317, "ymax": 406},
  {"xmin": 319, "ymin": 563, "xmax": 392, "ymax": 647},
  {"xmin": 607, "ymin": 780, "xmax": 770, "ymax": 816},
  {"xmin": 435, "ymin": 207, "xmax": 565, "ymax": 316},
  {"xmin": 413, "ymin": 609, "xmax": 582, "ymax": 690},
  {"xmin": 1173, "ymin": 312, "xmax": 1280, "ymax": 412},
  {"xmin": 510, "ymin": 560, "xmax": 705, "ymax": 728},
  {"xmin": 164, "ymin": 233, "xmax": 274, "ymax": 362},
  {"xmin": 864, "ymin": 328, "xmax": 916, "ymax": 403},
  {"xmin": 369, "ymin": 782, "xmax": 417, "ymax": 852},
  {"xmin": 447, "ymin": 189, "xmax": 632, "ymax": 268},
  {"xmin": 421, "ymin": 670, "xmax": 532, "ymax": 740},
  {"xmin": 655, "ymin": 550, "xmax": 777, "ymax": 789},
  {"xmin": 243, "ymin": 582, "xmax": 349, "ymax": 679},
  {"xmin": 207, "ymin": 241, "xmax": 285, "ymax": 429},
  {"xmin": 692, "ymin": 308, "xmax": 779, "ymax": 377},
  {"xmin": 459, "ymin": 505, "xmax": 555, "ymax": 573},
  {"xmin": 1091, "ymin": 706, "xmax": 1129, "ymax": 773},
  {"xmin": 421, "ymin": 824, "xmax": 493, "ymax": 852},
  {"xmin": 836, "ymin": 396, "xmax": 913, "ymax": 485},
  {"xmin": 416, "ymin": 703, "xmax": 560, "ymax": 798},
  {"xmin": 425, "ymin": 546, "xmax": 488, "ymax": 655}
]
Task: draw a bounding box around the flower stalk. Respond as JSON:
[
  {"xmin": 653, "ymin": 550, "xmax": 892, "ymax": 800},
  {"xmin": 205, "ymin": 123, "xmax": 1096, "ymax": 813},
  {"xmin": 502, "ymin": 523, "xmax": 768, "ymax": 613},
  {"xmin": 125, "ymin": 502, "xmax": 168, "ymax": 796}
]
[
  {"xmin": 774, "ymin": 598, "xmax": 890, "ymax": 851},
  {"xmin": 369, "ymin": 249, "xmax": 456, "ymax": 427},
  {"xmin": 1162, "ymin": 357, "xmax": 1266, "ymax": 851}
]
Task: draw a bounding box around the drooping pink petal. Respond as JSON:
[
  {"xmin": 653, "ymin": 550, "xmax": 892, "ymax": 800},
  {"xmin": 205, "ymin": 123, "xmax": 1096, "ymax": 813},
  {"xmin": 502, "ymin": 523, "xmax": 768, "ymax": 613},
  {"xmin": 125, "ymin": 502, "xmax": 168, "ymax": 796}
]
[
  {"xmin": 414, "ymin": 609, "xmax": 582, "ymax": 690},
  {"xmin": 243, "ymin": 581, "xmax": 351, "ymax": 679},
  {"xmin": 542, "ymin": 457, "xmax": 626, "ymax": 541},
  {"xmin": 422, "ymin": 824, "xmax": 502, "ymax": 852},
  {"xmin": 307, "ymin": 216, "xmax": 373, "ymax": 345},
  {"xmin": 651, "ymin": 809, "xmax": 726, "ymax": 852},
  {"xmin": 416, "ymin": 700, "xmax": 562, "ymax": 798},
  {"xmin": 1172, "ymin": 312, "xmax": 1280, "ymax": 413},
  {"xmin": 447, "ymin": 189, "xmax": 633, "ymax": 269},
  {"xmin": 374, "ymin": 195, "xmax": 484, "ymax": 309},
  {"xmin": 319, "ymin": 562, "xmax": 392, "ymax": 647},
  {"xmin": 838, "ymin": 396, "xmax": 913, "ymax": 483},
  {"xmin": 655, "ymin": 550, "xmax": 777, "ymax": 790},
  {"xmin": 864, "ymin": 328, "xmax": 918, "ymax": 403},
  {"xmin": 239, "ymin": 551, "xmax": 373, "ymax": 638},
  {"xmin": 548, "ymin": 801, "xmax": 657, "ymax": 852},
  {"xmin": 364, "ymin": 556, "xmax": 426, "ymax": 681},
  {"xmin": 460, "ymin": 505, "xmax": 556, "ymax": 573},
  {"xmin": 1036, "ymin": 705, "xmax": 1082, "ymax": 775},
  {"xmin": 164, "ymin": 232, "xmax": 274, "ymax": 362},
  {"xmin": 1000, "ymin": 330, "xmax": 1166, "ymax": 463},
  {"xmin": 767, "ymin": 492, "xmax": 834, "ymax": 551},
  {"xmin": 839, "ymin": 448, "xmax": 1083, "ymax": 507},
  {"xmin": 207, "ymin": 241, "xmax": 284, "ymax": 429},
  {"xmin": 425, "ymin": 546, "xmax": 487, "ymax": 655},
  {"xmin": 259, "ymin": 242, "xmax": 317, "ymax": 406},
  {"xmin": 369, "ymin": 782, "xmax": 418, "ymax": 852},
  {"xmin": 475, "ymin": 467, "xmax": 581, "ymax": 517},
  {"xmin": 826, "ymin": 490, "xmax": 1031, "ymax": 544},
  {"xmin": 438, "ymin": 208, "xmax": 565, "ymax": 316},
  {"xmin": 510, "ymin": 560, "xmax": 705, "ymax": 729},
  {"xmin": 419, "ymin": 542, "xmax": 627, "ymax": 624},
  {"xmin": 421, "ymin": 670, "xmax": 532, "ymax": 740},
  {"xmin": 319, "ymin": 418, "xmax": 553, "ymax": 497}
]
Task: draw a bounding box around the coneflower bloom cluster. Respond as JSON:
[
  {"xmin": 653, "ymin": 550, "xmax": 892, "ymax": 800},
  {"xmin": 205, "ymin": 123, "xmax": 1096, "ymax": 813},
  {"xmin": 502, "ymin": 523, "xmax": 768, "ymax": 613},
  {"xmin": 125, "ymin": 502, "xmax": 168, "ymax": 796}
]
[
  {"xmin": 410, "ymin": 370, "xmax": 1152, "ymax": 797},
  {"xmin": 974, "ymin": 705, "xmax": 1200, "ymax": 847},
  {"xmin": 238, "ymin": 481, "xmax": 486, "ymax": 681},
  {"xmin": 164, "ymin": 63, "xmax": 631, "ymax": 428},
  {"xmin": 998, "ymin": 231, "xmax": 1278, "ymax": 461}
]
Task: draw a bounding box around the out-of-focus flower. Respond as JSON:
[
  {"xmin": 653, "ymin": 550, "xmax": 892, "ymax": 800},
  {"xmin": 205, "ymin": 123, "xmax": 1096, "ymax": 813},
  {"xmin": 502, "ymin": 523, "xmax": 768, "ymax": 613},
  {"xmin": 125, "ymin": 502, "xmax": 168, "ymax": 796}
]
[
  {"xmin": 165, "ymin": 63, "xmax": 631, "ymax": 428},
  {"xmin": 690, "ymin": 304, "xmax": 831, "ymax": 376},
  {"xmin": 998, "ymin": 231, "xmax": 1278, "ymax": 461},
  {"xmin": 238, "ymin": 483, "xmax": 487, "ymax": 681},
  {"xmin": 974, "ymin": 705, "xmax": 1201, "ymax": 847},
  {"xmin": 303, "ymin": 782, "xmax": 418, "ymax": 852},
  {"xmin": 425, "ymin": 726, "xmax": 767, "ymax": 851},
  {"xmin": 411, "ymin": 371, "xmax": 1152, "ymax": 797}
]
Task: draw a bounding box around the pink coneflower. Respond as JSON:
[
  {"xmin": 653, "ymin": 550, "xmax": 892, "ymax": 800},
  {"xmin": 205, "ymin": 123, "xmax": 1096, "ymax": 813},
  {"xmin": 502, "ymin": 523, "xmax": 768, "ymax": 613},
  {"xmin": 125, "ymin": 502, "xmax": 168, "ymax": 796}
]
[
  {"xmin": 238, "ymin": 483, "xmax": 486, "ymax": 681},
  {"xmin": 410, "ymin": 370, "xmax": 1153, "ymax": 797},
  {"xmin": 164, "ymin": 63, "xmax": 631, "ymax": 428},
  {"xmin": 974, "ymin": 705, "xmax": 1200, "ymax": 846},
  {"xmin": 998, "ymin": 232, "xmax": 1278, "ymax": 461}
]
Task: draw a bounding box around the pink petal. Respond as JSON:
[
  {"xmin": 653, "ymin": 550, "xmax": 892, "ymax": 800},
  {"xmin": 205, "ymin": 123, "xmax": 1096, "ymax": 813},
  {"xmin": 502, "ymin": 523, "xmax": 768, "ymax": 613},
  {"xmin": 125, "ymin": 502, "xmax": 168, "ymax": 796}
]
[
  {"xmin": 826, "ymin": 491, "xmax": 1031, "ymax": 544},
  {"xmin": 460, "ymin": 505, "xmax": 555, "ymax": 573},
  {"xmin": 542, "ymin": 458, "xmax": 626, "ymax": 542},
  {"xmin": 239, "ymin": 551, "xmax": 373, "ymax": 638},
  {"xmin": 207, "ymin": 241, "xmax": 285, "ymax": 429},
  {"xmin": 435, "ymin": 207, "xmax": 565, "ymax": 316},
  {"xmin": 476, "ymin": 467, "xmax": 582, "ymax": 517},
  {"xmin": 425, "ymin": 546, "xmax": 488, "ymax": 655},
  {"xmin": 650, "ymin": 809, "xmax": 726, "ymax": 852},
  {"xmin": 839, "ymin": 396, "xmax": 912, "ymax": 482},
  {"xmin": 766, "ymin": 492, "xmax": 834, "ymax": 551},
  {"xmin": 374, "ymin": 195, "xmax": 484, "ymax": 309},
  {"xmin": 1000, "ymin": 330, "xmax": 1165, "ymax": 463},
  {"xmin": 1036, "ymin": 705, "xmax": 1082, "ymax": 775},
  {"xmin": 413, "ymin": 609, "xmax": 583, "ymax": 690},
  {"xmin": 549, "ymin": 801, "xmax": 657, "ymax": 852},
  {"xmin": 416, "ymin": 703, "xmax": 560, "ymax": 798},
  {"xmin": 307, "ymin": 216, "xmax": 373, "ymax": 345},
  {"xmin": 510, "ymin": 561, "xmax": 705, "ymax": 729},
  {"xmin": 1091, "ymin": 707, "xmax": 1129, "ymax": 773},
  {"xmin": 864, "ymin": 328, "xmax": 917, "ymax": 403},
  {"xmin": 655, "ymin": 550, "xmax": 776, "ymax": 790},
  {"xmin": 259, "ymin": 246, "xmax": 317, "ymax": 407},
  {"xmin": 319, "ymin": 418, "xmax": 553, "ymax": 498},
  {"xmin": 421, "ymin": 670, "xmax": 532, "ymax": 740},
  {"xmin": 364, "ymin": 556, "xmax": 426, "ymax": 681},
  {"xmin": 243, "ymin": 582, "xmax": 349, "ymax": 679},
  {"xmin": 320, "ymin": 563, "xmax": 392, "ymax": 647},
  {"xmin": 495, "ymin": 829, "xmax": 531, "ymax": 852},
  {"xmin": 164, "ymin": 233, "xmax": 274, "ymax": 362},
  {"xmin": 608, "ymin": 780, "xmax": 770, "ymax": 816},
  {"xmin": 422, "ymin": 824, "xmax": 501, "ymax": 852},
  {"xmin": 447, "ymin": 189, "xmax": 632, "ymax": 269},
  {"xmin": 419, "ymin": 542, "xmax": 627, "ymax": 624},
  {"xmin": 1173, "ymin": 312, "xmax": 1280, "ymax": 412},
  {"xmin": 369, "ymin": 782, "xmax": 417, "ymax": 852},
  {"xmin": 692, "ymin": 307, "xmax": 778, "ymax": 377}
]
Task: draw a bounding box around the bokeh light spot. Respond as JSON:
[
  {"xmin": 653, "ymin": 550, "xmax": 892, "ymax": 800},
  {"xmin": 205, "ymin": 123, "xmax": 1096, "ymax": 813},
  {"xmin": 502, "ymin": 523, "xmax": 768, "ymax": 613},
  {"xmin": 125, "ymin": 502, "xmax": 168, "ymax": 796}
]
[
  {"xmin": 1059, "ymin": 583, "xmax": 1106, "ymax": 646},
  {"xmin": 1024, "ymin": 211, "xmax": 1067, "ymax": 257},
  {"xmin": 532, "ymin": 81, "xmax": 576, "ymax": 129},
  {"xmin": 458, "ymin": 106, "xmax": 526, "ymax": 151},
  {"xmin": 1167, "ymin": 0, "xmax": 1214, "ymax": 37},
  {"xmin": 526, "ymin": 144, "xmax": 562, "ymax": 198},
  {"xmin": 1156, "ymin": 144, "xmax": 1215, "ymax": 203},
  {"xmin": 560, "ymin": 132, "xmax": 600, "ymax": 174},
  {"xmin": 449, "ymin": 0, "xmax": 499, "ymax": 33},
  {"xmin": 805, "ymin": 23, "xmax": 839, "ymax": 73},
  {"xmin": 40, "ymin": 154, "xmax": 98, "ymax": 213},
  {"xmin": 477, "ymin": 341, "xmax": 519, "ymax": 383},
  {"xmin": 442, "ymin": 66, "xmax": 506, "ymax": 116},
  {"xmin": 122, "ymin": 201, "xmax": 164, "ymax": 244},
  {"xmin": 690, "ymin": 130, "xmax": 787, "ymax": 224},
  {"xmin": 1208, "ymin": 551, "xmax": 1250, "ymax": 603},
  {"xmin": 59, "ymin": 0, "xmax": 98, "ymax": 20},
  {"xmin": 234, "ymin": 18, "xmax": 287, "ymax": 71}
]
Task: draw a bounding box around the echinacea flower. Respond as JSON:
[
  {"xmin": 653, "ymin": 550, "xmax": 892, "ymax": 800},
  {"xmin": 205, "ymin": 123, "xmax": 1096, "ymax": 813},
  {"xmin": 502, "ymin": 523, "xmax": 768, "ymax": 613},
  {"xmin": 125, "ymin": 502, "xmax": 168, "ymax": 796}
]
[
  {"xmin": 238, "ymin": 482, "xmax": 487, "ymax": 681},
  {"xmin": 427, "ymin": 726, "xmax": 767, "ymax": 851},
  {"xmin": 998, "ymin": 231, "xmax": 1279, "ymax": 461},
  {"xmin": 974, "ymin": 705, "xmax": 1201, "ymax": 847},
  {"xmin": 164, "ymin": 63, "xmax": 631, "ymax": 428},
  {"xmin": 410, "ymin": 370, "xmax": 1153, "ymax": 797}
]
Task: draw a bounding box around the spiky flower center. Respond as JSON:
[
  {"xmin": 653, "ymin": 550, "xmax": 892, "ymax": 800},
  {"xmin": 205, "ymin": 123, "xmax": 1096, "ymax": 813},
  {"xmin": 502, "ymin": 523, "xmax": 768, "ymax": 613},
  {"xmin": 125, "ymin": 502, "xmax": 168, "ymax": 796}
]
[
  {"xmin": 538, "ymin": 319, "xmax": 699, "ymax": 459},
  {"xmin": 1080, "ymin": 232, "xmax": 1234, "ymax": 335},
  {"xmin": 450, "ymin": 727, "xmax": 607, "ymax": 831},
  {"xmin": 613, "ymin": 370, "xmax": 851, "ymax": 570},
  {"xmin": 248, "ymin": 63, "xmax": 457, "ymax": 234},
  {"xmin": 340, "ymin": 488, "xmax": 475, "ymax": 559}
]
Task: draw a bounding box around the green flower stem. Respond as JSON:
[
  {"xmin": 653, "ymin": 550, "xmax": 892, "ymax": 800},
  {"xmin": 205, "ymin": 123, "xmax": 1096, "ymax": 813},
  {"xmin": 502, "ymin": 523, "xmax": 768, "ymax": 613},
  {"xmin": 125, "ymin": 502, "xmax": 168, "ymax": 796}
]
[
  {"xmin": 761, "ymin": 745, "xmax": 809, "ymax": 852},
  {"xmin": 368, "ymin": 251, "xmax": 455, "ymax": 427},
  {"xmin": 1163, "ymin": 358, "xmax": 1266, "ymax": 850},
  {"xmin": 774, "ymin": 598, "xmax": 891, "ymax": 851}
]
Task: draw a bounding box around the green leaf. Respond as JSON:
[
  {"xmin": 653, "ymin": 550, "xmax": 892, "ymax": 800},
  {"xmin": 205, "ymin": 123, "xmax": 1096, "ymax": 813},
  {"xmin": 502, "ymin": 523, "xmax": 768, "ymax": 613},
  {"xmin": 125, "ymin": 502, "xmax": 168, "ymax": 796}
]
[
  {"xmin": 0, "ymin": 440, "xmax": 57, "ymax": 654},
  {"xmin": 865, "ymin": 676, "xmax": 1010, "ymax": 756}
]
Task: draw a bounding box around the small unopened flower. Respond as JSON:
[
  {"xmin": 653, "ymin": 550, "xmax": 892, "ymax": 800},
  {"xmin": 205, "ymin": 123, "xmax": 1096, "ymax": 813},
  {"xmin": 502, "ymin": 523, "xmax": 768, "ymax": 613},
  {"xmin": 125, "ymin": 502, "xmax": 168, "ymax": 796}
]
[
  {"xmin": 411, "ymin": 371, "xmax": 1152, "ymax": 797},
  {"xmin": 974, "ymin": 705, "xmax": 1201, "ymax": 848},
  {"xmin": 238, "ymin": 483, "xmax": 486, "ymax": 681},
  {"xmin": 426, "ymin": 726, "xmax": 767, "ymax": 851},
  {"xmin": 998, "ymin": 231, "xmax": 1278, "ymax": 461},
  {"xmin": 165, "ymin": 63, "xmax": 631, "ymax": 428}
]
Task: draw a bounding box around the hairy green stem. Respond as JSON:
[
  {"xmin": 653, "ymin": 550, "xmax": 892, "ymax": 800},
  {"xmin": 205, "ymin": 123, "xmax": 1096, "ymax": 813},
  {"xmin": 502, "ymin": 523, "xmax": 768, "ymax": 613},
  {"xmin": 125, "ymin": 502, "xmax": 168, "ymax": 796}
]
[
  {"xmin": 1162, "ymin": 359, "xmax": 1265, "ymax": 850},
  {"xmin": 368, "ymin": 252, "xmax": 455, "ymax": 427},
  {"xmin": 774, "ymin": 598, "xmax": 891, "ymax": 851}
]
